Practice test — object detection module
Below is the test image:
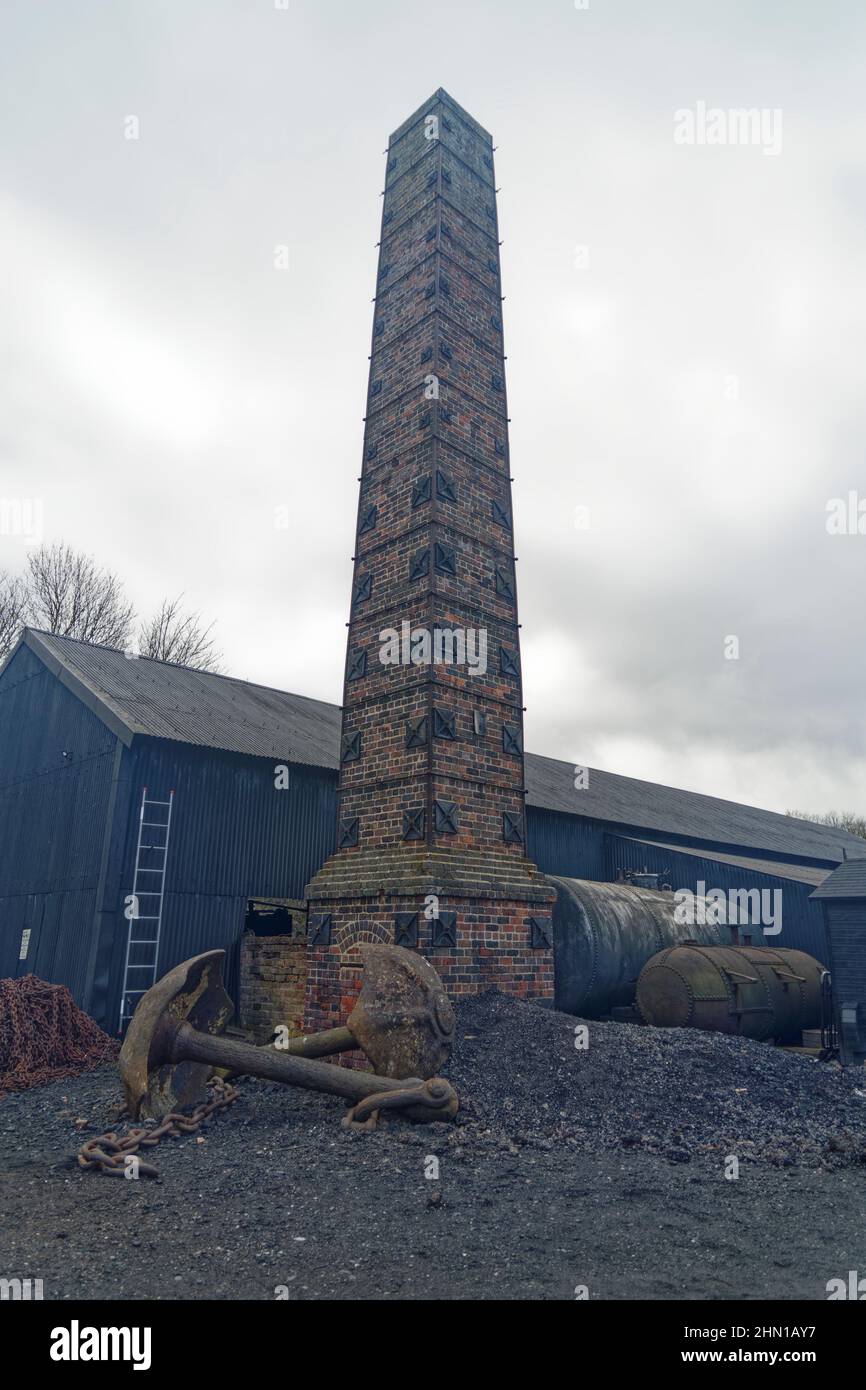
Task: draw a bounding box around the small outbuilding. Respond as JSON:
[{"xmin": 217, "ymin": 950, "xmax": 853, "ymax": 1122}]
[{"xmin": 812, "ymin": 859, "xmax": 866, "ymax": 1064}]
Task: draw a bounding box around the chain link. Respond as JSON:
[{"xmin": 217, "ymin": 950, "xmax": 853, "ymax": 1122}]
[
  {"xmin": 342, "ymin": 1078, "xmax": 456, "ymax": 1130},
  {"xmin": 77, "ymin": 1077, "xmax": 239, "ymax": 1178}
]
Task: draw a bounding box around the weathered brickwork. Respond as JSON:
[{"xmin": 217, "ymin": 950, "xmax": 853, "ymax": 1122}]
[
  {"xmin": 305, "ymin": 895, "xmax": 554, "ymax": 1036},
  {"xmin": 239, "ymin": 905, "xmax": 308, "ymax": 1042},
  {"xmin": 305, "ymin": 90, "xmax": 554, "ymax": 1029}
]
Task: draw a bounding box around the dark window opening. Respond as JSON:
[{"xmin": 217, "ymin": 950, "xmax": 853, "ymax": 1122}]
[{"xmin": 244, "ymin": 900, "xmax": 293, "ymax": 937}]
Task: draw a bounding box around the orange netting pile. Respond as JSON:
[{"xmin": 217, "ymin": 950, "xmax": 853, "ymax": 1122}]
[{"xmin": 0, "ymin": 974, "xmax": 119, "ymax": 1099}]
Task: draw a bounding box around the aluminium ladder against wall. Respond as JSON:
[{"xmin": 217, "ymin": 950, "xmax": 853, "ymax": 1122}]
[{"xmin": 118, "ymin": 787, "xmax": 175, "ymax": 1033}]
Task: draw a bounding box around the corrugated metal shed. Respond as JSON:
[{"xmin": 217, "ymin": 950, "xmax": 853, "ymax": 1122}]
[{"xmin": 20, "ymin": 630, "xmax": 863, "ymax": 867}]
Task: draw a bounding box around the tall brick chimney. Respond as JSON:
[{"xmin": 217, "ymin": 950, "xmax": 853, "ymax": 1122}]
[{"xmin": 304, "ymin": 89, "xmax": 554, "ymax": 1032}]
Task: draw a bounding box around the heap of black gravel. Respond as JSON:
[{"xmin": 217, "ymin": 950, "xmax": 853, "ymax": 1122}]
[
  {"xmin": 2, "ymin": 990, "xmax": 865, "ymax": 1175},
  {"xmin": 441, "ymin": 991, "xmax": 866, "ymax": 1170}
]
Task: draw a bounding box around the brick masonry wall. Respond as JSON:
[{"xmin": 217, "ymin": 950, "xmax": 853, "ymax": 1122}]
[
  {"xmin": 239, "ymin": 914, "xmax": 308, "ymax": 1043},
  {"xmin": 305, "ymin": 90, "xmax": 554, "ymax": 1030},
  {"xmin": 305, "ymin": 894, "xmax": 555, "ymax": 1036}
]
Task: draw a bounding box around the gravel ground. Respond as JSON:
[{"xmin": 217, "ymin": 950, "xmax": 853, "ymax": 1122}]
[{"xmin": 1, "ymin": 991, "xmax": 864, "ymax": 1301}]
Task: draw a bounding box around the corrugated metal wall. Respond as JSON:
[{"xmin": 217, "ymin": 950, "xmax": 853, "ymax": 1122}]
[
  {"xmin": 127, "ymin": 741, "xmax": 338, "ymax": 899},
  {"xmin": 526, "ymin": 806, "xmax": 606, "ymax": 880},
  {"xmin": 0, "ymin": 645, "xmax": 116, "ymax": 997},
  {"xmin": 604, "ymin": 833, "xmax": 829, "ymax": 962},
  {"xmin": 99, "ymin": 742, "xmax": 338, "ymax": 1026}
]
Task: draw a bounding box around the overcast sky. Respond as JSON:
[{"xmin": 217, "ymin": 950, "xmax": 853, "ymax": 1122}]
[{"xmin": 2, "ymin": 0, "xmax": 865, "ymax": 817}]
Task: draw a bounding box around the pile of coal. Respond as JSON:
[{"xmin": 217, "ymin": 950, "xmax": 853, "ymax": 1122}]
[{"xmin": 442, "ymin": 990, "xmax": 866, "ymax": 1169}]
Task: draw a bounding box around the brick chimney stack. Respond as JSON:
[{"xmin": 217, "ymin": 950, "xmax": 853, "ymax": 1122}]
[{"xmin": 304, "ymin": 89, "xmax": 554, "ymax": 1032}]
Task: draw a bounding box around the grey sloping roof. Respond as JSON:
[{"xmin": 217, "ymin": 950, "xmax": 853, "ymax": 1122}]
[
  {"xmin": 616, "ymin": 836, "xmax": 831, "ymax": 887},
  {"xmin": 15, "ymin": 629, "xmax": 866, "ymax": 867},
  {"xmin": 21, "ymin": 629, "xmax": 341, "ymax": 768},
  {"xmin": 811, "ymin": 858, "xmax": 866, "ymax": 900},
  {"xmin": 525, "ymin": 751, "xmax": 865, "ymax": 866}
]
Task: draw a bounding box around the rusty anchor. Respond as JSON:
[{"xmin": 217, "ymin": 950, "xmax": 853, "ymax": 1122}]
[
  {"xmin": 118, "ymin": 948, "xmax": 458, "ymax": 1125},
  {"xmin": 266, "ymin": 941, "xmax": 455, "ymax": 1078}
]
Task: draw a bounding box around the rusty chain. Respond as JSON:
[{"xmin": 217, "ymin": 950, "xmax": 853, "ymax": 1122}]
[
  {"xmin": 77, "ymin": 1077, "xmax": 240, "ymax": 1179},
  {"xmin": 0, "ymin": 974, "xmax": 118, "ymax": 1099}
]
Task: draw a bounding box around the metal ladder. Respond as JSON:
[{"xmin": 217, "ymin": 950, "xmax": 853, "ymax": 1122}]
[{"xmin": 118, "ymin": 787, "xmax": 174, "ymax": 1032}]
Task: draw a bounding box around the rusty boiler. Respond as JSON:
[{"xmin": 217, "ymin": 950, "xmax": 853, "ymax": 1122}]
[{"xmin": 635, "ymin": 944, "xmax": 825, "ymax": 1041}]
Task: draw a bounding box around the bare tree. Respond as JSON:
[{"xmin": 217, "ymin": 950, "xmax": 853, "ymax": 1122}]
[
  {"xmin": 137, "ymin": 596, "xmax": 222, "ymax": 672},
  {"xmin": 3, "ymin": 546, "xmax": 222, "ymax": 674},
  {"xmin": 24, "ymin": 543, "xmax": 134, "ymax": 648},
  {"xmin": 787, "ymin": 808, "xmax": 866, "ymax": 841},
  {"xmin": 0, "ymin": 573, "xmax": 28, "ymax": 662}
]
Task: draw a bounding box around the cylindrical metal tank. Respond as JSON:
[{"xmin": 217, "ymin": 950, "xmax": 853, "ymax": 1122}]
[
  {"xmin": 635, "ymin": 945, "xmax": 824, "ymax": 1041},
  {"xmin": 549, "ymin": 876, "xmax": 728, "ymax": 1017}
]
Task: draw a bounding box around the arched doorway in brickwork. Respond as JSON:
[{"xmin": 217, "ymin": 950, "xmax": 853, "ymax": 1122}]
[{"xmin": 337, "ymin": 917, "xmax": 392, "ymax": 972}]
